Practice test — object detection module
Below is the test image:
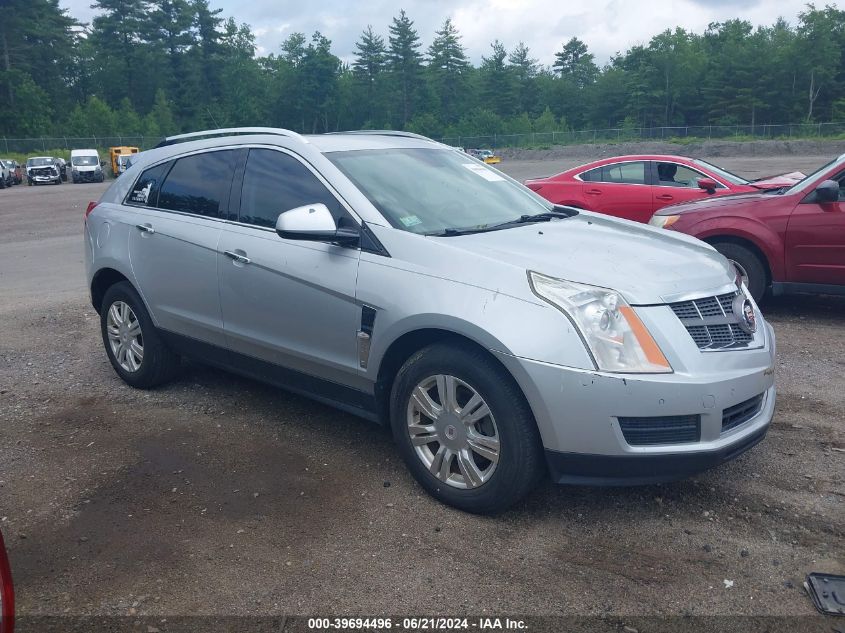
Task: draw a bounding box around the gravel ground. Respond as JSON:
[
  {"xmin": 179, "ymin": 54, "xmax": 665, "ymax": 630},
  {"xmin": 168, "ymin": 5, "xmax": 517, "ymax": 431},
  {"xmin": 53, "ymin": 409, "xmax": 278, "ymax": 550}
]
[{"xmin": 0, "ymin": 151, "xmax": 842, "ymax": 623}]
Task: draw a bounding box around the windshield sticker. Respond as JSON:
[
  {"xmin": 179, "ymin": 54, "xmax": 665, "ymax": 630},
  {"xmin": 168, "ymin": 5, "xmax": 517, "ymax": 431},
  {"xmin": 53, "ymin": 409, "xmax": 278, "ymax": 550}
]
[
  {"xmin": 462, "ymin": 163, "xmax": 505, "ymax": 182},
  {"xmin": 399, "ymin": 215, "xmax": 422, "ymax": 228}
]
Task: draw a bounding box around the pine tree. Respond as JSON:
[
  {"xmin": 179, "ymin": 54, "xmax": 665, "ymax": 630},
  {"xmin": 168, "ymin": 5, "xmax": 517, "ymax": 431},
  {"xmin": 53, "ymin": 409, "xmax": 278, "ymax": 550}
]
[
  {"xmin": 387, "ymin": 10, "xmax": 423, "ymax": 126},
  {"xmin": 89, "ymin": 0, "xmax": 149, "ymax": 108},
  {"xmin": 352, "ymin": 26, "xmax": 387, "ymax": 124},
  {"xmin": 553, "ymin": 37, "xmax": 598, "ymax": 88},
  {"xmin": 193, "ymin": 0, "xmax": 225, "ymax": 104},
  {"xmin": 427, "ymin": 18, "xmax": 469, "ymax": 123},
  {"xmin": 508, "ymin": 42, "xmax": 539, "ymax": 115},
  {"xmin": 481, "ymin": 40, "xmax": 516, "ymax": 117}
]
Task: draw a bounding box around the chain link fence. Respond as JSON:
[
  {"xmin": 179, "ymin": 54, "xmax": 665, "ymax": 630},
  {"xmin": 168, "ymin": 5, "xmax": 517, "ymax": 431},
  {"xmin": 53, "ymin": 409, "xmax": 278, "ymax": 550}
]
[
  {"xmin": 438, "ymin": 121, "xmax": 845, "ymax": 149},
  {"xmin": 0, "ymin": 136, "xmax": 162, "ymax": 155},
  {"xmin": 5, "ymin": 122, "xmax": 845, "ymax": 154}
]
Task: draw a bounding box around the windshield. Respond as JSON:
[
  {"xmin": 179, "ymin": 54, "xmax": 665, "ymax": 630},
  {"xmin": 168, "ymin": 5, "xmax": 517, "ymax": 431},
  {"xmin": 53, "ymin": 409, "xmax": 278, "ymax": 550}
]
[
  {"xmin": 782, "ymin": 157, "xmax": 840, "ymax": 196},
  {"xmin": 327, "ymin": 148, "xmax": 553, "ymax": 235},
  {"xmin": 27, "ymin": 157, "xmax": 54, "ymax": 167},
  {"xmin": 72, "ymin": 155, "xmax": 98, "ymax": 166},
  {"xmin": 691, "ymin": 159, "xmax": 749, "ymax": 185}
]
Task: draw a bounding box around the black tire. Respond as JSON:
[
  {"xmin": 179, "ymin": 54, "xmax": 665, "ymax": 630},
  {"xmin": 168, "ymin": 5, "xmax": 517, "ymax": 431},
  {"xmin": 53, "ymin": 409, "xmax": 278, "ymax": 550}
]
[
  {"xmin": 390, "ymin": 342, "xmax": 545, "ymax": 514},
  {"xmin": 711, "ymin": 241, "xmax": 767, "ymax": 303},
  {"xmin": 100, "ymin": 281, "xmax": 180, "ymax": 388}
]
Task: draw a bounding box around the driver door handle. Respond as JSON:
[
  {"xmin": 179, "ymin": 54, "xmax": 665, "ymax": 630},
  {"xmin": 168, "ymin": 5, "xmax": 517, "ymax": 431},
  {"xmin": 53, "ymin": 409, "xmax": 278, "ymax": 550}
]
[
  {"xmin": 585, "ymin": 188, "xmax": 602, "ymax": 195},
  {"xmin": 656, "ymin": 194, "xmax": 674, "ymax": 201},
  {"xmin": 135, "ymin": 223, "xmax": 155, "ymax": 234},
  {"xmin": 224, "ymin": 250, "xmax": 251, "ymax": 264}
]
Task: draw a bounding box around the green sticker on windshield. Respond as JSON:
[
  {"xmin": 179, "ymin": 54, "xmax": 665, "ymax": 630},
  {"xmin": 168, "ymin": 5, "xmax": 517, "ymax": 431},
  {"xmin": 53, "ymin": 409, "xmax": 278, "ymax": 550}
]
[{"xmin": 399, "ymin": 215, "xmax": 422, "ymax": 227}]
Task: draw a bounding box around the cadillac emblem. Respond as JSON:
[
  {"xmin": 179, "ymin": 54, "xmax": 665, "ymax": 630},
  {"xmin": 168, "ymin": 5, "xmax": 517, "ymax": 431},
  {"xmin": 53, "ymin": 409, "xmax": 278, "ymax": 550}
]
[{"xmin": 733, "ymin": 294, "xmax": 757, "ymax": 334}]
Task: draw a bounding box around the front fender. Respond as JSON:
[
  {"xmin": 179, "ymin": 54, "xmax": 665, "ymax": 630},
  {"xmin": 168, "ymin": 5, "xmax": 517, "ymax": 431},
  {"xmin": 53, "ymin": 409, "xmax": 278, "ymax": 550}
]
[
  {"xmin": 682, "ymin": 216, "xmax": 784, "ymax": 280},
  {"xmin": 358, "ymin": 257, "xmax": 596, "ymax": 383}
]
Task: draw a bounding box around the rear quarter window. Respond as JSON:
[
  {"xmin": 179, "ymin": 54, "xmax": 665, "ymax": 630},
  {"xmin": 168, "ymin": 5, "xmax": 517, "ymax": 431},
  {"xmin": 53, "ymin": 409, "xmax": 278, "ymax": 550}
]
[{"xmin": 127, "ymin": 162, "xmax": 171, "ymax": 207}]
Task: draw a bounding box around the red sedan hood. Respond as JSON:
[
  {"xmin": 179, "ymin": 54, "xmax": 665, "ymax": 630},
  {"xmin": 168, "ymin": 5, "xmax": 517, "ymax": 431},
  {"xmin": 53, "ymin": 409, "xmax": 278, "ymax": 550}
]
[{"xmin": 749, "ymin": 171, "xmax": 805, "ymax": 189}]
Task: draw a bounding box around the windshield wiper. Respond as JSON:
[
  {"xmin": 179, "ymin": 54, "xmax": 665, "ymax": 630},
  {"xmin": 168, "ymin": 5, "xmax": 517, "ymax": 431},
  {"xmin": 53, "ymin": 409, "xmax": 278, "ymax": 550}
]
[{"xmin": 430, "ymin": 209, "xmax": 575, "ymax": 237}]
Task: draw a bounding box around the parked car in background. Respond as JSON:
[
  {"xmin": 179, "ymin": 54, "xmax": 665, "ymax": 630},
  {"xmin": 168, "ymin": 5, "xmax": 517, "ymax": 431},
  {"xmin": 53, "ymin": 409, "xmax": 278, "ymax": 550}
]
[
  {"xmin": 650, "ymin": 154, "xmax": 845, "ymax": 302},
  {"xmin": 0, "ymin": 528, "xmax": 13, "ymax": 633},
  {"xmin": 85, "ymin": 128, "xmax": 775, "ymax": 514},
  {"xmin": 109, "ymin": 146, "xmax": 140, "ymax": 177},
  {"xmin": 468, "ymin": 148, "xmax": 502, "ymax": 164},
  {"xmin": 26, "ymin": 156, "xmax": 62, "ymax": 185},
  {"xmin": 71, "ymin": 149, "xmax": 105, "ymax": 183},
  {"xmin": 0, "ymin": 161, "xmax": 9, "ymax": 189},
  {"xmin": 3, "ymin": 160, "xmax": 23, "ymax": 184},
  {"xmin": 525, "ymin": 155, "xmax": 804, "ymax": 224},
  {"xmin": 54, "ymin": 157, "xmax": 68, "ymax": 181}
]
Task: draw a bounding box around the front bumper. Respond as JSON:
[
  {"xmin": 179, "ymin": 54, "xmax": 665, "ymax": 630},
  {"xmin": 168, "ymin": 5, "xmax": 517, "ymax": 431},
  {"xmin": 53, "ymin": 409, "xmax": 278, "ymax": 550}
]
[
  {"xmin": 495, "ymin": 320, "xmax": 776, "ymax": 485},
  {"xmin": 29, "ymin": 173, "xmax": 60, "ymax": 183},
  {"xmin": 73, "ymin": 170, "xmax": 102, "ymax": 182}
]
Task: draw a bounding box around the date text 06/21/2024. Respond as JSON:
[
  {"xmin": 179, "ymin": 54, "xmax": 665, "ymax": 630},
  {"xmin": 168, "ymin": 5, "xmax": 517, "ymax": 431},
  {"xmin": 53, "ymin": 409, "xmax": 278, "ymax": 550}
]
[{"xmin": 307, "ymin": 617, "xmax": 528, "ymax": 630}]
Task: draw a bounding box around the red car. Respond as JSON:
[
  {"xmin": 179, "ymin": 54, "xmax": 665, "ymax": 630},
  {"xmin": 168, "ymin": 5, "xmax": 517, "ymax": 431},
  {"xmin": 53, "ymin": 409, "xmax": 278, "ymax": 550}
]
[
  {"xmin": 524, "ymin": 155, "xmax": 803, "ymax": 224},
  {"xmin": 0, "ymin": 529, "xmax": 12, "ymax": 633},
  {"xmin": 649, "ymin": 155, "xmax": 845, "ymax": 302}
]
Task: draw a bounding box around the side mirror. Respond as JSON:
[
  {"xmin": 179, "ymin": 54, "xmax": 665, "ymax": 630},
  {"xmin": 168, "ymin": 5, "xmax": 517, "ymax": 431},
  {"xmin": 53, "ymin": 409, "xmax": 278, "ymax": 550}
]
[
  {"xmin": 697, "ymin": 177, "xmax": 717, "ymax": 194},
  {"xmin": 100, "ymin": 160, "xmax": 106, "ymax": 168},
  {"xmin": 275, "ymin": 203, "xmax": 359, "ymax": 246},
  {"xmin": 814, "ymin": 179, "xmax": 839, "ymax": 204}
]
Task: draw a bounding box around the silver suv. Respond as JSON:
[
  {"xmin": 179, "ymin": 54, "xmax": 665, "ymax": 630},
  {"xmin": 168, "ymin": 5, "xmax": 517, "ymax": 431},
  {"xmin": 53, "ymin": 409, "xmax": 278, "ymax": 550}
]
[{"xmin": 85, "ymin": 128, "xmax": 776, "ymax": 513}]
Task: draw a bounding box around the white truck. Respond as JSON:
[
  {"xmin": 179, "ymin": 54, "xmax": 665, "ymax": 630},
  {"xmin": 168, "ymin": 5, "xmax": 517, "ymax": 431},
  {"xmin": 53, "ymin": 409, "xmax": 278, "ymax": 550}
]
[{"xmin": 70, "ymin": 149, "xmax": 105, "ymax": 183}]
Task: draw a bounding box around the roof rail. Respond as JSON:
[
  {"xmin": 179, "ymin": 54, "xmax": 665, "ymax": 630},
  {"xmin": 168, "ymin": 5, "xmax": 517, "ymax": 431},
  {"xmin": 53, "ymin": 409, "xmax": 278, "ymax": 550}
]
[
  {"xmin": 154, "ymin": 127, "xmax": 308, "ymax": 148},
  {"xmin": 324, "ymin": 130, "xmax": 436, "ymax": 142}
]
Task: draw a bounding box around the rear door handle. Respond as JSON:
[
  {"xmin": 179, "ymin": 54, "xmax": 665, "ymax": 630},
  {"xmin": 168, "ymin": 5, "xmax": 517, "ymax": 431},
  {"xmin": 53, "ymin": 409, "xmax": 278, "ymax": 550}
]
[
  {"xmin": 656, "ymin": 194, "xmax": 674, "ymax": 201},
  {"xmin": 135, "ymin": 223, "xmax": 155, "ymax": 234},
  {"xmin": 585, "ymin": 189, "xmax": 602, "ymax": 195},
  {"xmin": 224, "ymin": 250, "xmax": 251, "ymax": 264}
]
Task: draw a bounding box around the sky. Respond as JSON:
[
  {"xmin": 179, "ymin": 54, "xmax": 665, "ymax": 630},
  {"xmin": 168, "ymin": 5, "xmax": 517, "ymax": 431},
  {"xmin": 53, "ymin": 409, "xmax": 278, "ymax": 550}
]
[{"xmin": 60, "ymin": 0, "xmax": 814, "ymax": 65}]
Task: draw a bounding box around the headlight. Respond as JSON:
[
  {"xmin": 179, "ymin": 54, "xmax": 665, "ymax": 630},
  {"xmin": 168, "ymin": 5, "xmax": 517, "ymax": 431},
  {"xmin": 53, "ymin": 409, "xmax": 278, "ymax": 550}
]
[
  {"xmin": 528, "ymin": 272, "xmax": 672, "ymax": 373},
  {"xmin": 648, "ymin": 214, "xmax": 680, "ymax": 229}
]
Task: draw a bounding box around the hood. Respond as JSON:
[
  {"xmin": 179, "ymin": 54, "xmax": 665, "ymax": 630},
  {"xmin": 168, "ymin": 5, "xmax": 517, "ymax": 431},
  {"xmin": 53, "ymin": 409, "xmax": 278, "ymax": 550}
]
[
  {"xmin": 750, "ymin": 171, "xmax": 805, "ymax": 189},
  {"xmin": 655, "ymin": 191, "xmax": 783, "ymax": 216},
  {"xmin": 444, "ymin": 212, "xmax": 735, "ymax": 304}
]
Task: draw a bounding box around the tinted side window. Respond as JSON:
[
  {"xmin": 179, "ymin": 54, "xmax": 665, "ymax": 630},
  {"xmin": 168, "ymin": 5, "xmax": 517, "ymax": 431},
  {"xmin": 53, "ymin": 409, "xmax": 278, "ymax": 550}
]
[
  {"xmin": 157, "ymin": 150, "xmax": 238, "ymax": 218},
  {"xmin": 128, "ymin": 162, "xmax": 171, "ymax": 207},
  {"xmin": 580, "ymin": 167, "xmax": 600, "ymax": 182},
  {"xmin": 656, "ymin": 162, "xmax": 718, "ymax": 188},
  {"xmin": 600, "ymin": 162, "xmax": 646, "ymax": 184},
  {"xmin": 239, "ymin": 149, "xmax": 348, "ymax": 228}
]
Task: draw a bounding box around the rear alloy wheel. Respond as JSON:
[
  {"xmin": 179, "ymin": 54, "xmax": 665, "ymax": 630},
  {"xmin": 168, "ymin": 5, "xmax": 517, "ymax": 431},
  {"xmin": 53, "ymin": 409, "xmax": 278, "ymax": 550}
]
[
  {"xmin": 712, "ymin": 241, "xmax": 767, "ymax": 303},
  {"xmin": 390, "ymin": 343, "xmax": 544, "ymax": 514},
  {"xmin": 106, "ymin": 301, "xmax": 144, "ymax": 373},
  {"xmin": 100, "ymin": 282, "xmax": 180, "ymax": 388}
]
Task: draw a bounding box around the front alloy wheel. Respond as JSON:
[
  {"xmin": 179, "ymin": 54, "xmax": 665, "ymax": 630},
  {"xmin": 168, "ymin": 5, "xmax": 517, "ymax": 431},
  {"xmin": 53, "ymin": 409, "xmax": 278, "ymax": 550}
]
[
  {"xmin": 390, "ymin": 342, "xmax": 545, "ymax": 514},
  {"xmin": 407, "ymin": 374, "xmax": 500, "ymax": 489},
  {"xmin": 105, "ymin": 301, "xmax": 144, "ymax": 372}
]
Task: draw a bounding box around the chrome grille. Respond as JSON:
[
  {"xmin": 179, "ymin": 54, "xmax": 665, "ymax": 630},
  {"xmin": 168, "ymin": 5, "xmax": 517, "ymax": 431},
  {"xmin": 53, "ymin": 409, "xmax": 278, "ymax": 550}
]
[{"xmin": 669, "ymin": 291, "xmax": 754, "ymax": 350}]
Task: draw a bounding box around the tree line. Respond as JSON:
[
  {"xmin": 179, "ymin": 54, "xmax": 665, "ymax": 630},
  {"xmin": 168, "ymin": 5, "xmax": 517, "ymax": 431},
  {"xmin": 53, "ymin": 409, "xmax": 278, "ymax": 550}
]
[{"xmin": 2, "ymin": 0, "xmax": 845, "ymax": 140}]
